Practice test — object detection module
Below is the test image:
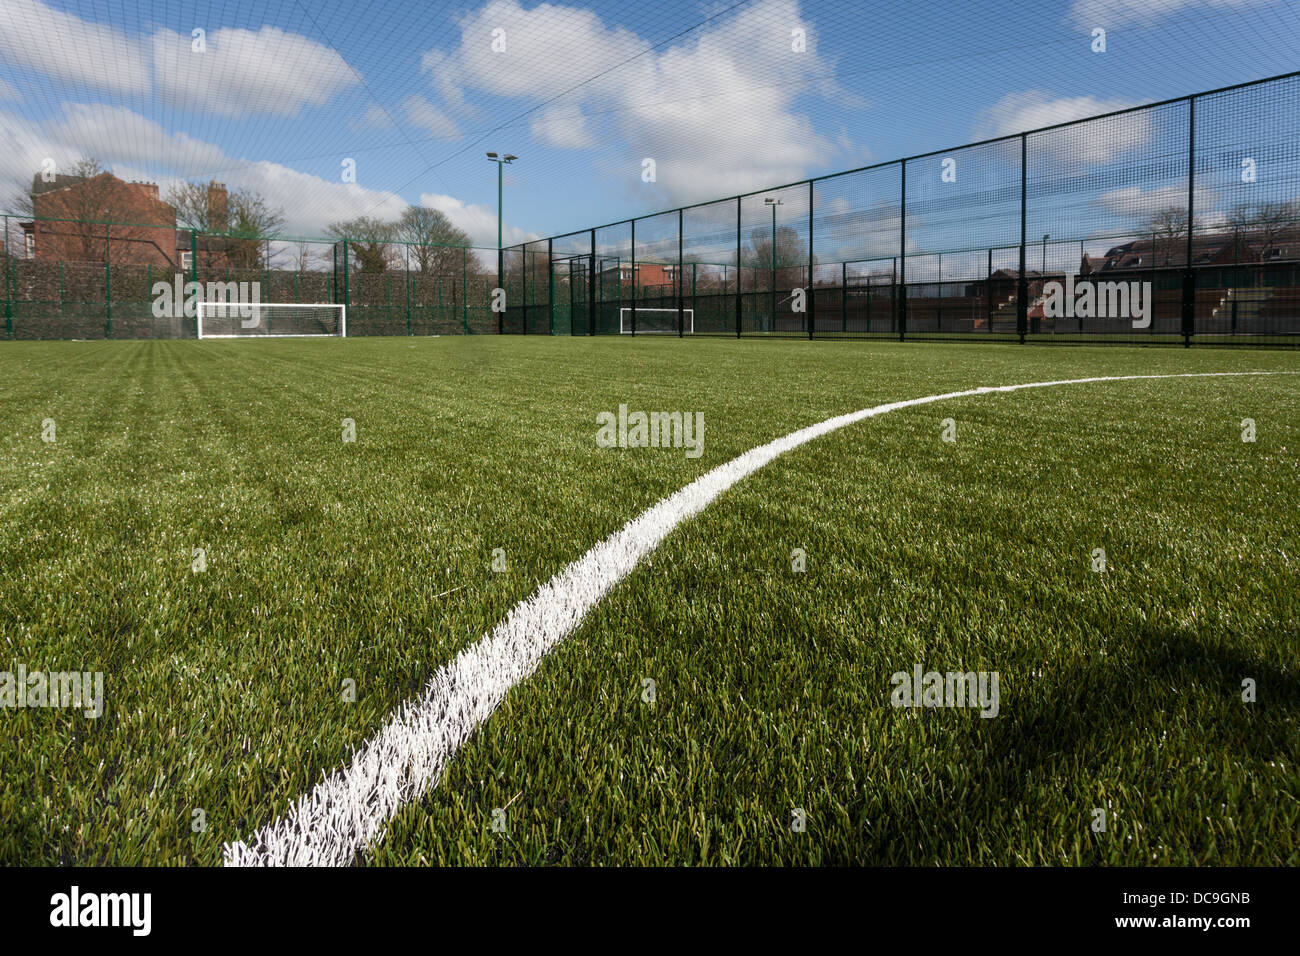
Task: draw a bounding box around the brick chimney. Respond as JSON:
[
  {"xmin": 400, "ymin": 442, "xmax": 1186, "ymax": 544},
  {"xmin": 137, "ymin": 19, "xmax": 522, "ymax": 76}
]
[{"xmin": 207, "ymin": 182, "xmax": 229, "ymax": 231}]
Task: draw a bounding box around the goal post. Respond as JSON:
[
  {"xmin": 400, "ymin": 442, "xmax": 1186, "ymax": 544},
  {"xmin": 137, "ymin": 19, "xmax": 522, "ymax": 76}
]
[
  {"xmin": 619, "ymin": 307, "xmax": 693, "ymax": 334},
  {"xmin": 197, "ymin": 302, "xmax": 347, "ymax": 339}
]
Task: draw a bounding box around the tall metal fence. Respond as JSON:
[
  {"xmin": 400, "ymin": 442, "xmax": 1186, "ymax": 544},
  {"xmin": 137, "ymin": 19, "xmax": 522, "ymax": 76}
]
[
  {"xmin": 507, "ymin": 71, "xmax": 1300, "ymax": 347},
  {"xmin": 4, "ymin": 72, "xmax": 1298, "ymax": 346},
  {"xmin": 1, "ymin": 216, "xmax": 501, "ymax": 339}
]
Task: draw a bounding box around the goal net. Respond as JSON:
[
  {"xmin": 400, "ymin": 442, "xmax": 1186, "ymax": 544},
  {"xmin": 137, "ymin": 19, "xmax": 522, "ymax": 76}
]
[
  {"xmin": 619, "ymin": 307, "xmax": 693, "ymax": 334},
  {"xmin": 197, "ymin": 302, "xmax": 346, "ymax": 339}
]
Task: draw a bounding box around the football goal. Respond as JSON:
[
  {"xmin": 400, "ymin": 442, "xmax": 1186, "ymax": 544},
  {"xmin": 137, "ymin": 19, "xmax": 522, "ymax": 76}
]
[
  {"xmin": 197, "ymin": 302, "xmax": 346, "ymax": 339},
  {"xmin": 619, "ymin": 307, "xmax": 693, "ymax": 334}
]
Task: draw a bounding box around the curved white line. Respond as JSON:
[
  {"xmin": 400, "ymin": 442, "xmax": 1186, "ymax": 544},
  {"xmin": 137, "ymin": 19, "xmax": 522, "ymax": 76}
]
[{"xmin": 223, "ymin": 371, "xmax": 1293, "ymax": 866}]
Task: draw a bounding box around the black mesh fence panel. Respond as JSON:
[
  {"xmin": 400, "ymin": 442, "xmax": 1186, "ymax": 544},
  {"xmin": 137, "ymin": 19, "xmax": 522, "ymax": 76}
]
[
  {"xmin": 500, "ymin": 245, "xmax": 524, "ymax": 334},
  {"xmin": 1026, "ymin": 100, "xmax": 1191, "ymax": 341},
  {"xmin": 4, "ymin": 75, "xmax": 1297, "ymax": 345},
  {"xmin": 523, "ymin": 239, "xmax": 550, "ymax": 334},
  {"xmin": 1193, "ymin": 75, "xmax": 1300, "ymax": 344},
  {"xmin": 812, "ymin": 163, "xmax": 903, "ymax": 337},
  {"xmin": 682, "ymin": 199, "xmax": 740, "ymax": 336},
  {"xmin": 904, "ymin": 138, "xmax": 1021, "ymax": 338},
  {"xmin": 630, "ymin": 210, "xmax": 680, "ymax": 334},
  {"xmin": 551, "ymin": 230, "xmax": 593, "ymax": 335},
  {"xmin": 594, "ymin": 222, "xmax": 632, "ymax": 335},
  {"xmin": 739, "ymin": 184, "xmax": 810, "ymax": 335}
]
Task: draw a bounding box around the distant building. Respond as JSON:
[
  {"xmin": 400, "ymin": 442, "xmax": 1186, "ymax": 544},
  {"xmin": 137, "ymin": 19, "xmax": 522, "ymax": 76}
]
[
  {"xmin": 600, "ymin": 260, "xmax": 678, "ymax": 290},
  {"xmin": 19, "ymin": 173, "xmax": 237, "ymax": 270}
]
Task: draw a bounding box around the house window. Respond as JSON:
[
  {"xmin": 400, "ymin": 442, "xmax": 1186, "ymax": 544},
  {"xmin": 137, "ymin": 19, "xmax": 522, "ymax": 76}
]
[
  {"xmin": 180, "ymin": 251, "xmax": 193, "ymax": 271},
  {"xmin": 25, "ymin": 233, "xmax": 35, "ymax": 259}
]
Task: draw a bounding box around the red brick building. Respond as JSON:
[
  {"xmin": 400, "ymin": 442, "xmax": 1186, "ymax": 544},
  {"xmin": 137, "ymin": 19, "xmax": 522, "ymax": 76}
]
[
  {"xmin": 19, "ymin": 173, "xmax": 238, "ymax": 271},
  {"xmin": 600, "ymin": 260, "xmax": 678, "ymax": 291},
  {"xmin": 20, "ymin": 172, "xmax": 180, "ymax": 266}
]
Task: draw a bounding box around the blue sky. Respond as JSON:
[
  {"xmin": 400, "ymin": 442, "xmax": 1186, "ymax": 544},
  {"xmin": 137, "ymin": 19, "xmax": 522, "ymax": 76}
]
[{"xmin": 1, "ymin": 0, "xmax": 1296, "ymax": 251}]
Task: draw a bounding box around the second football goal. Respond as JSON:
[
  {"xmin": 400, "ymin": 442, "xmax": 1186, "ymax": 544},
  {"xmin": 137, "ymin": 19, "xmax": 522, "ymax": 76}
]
[
  {"xmin": 619, "ymin": 308, "xmax": 694, "ymax": 334},
  {"xmin": 197, "ymin": 302, "xmax": 347, "ymax": 339}
]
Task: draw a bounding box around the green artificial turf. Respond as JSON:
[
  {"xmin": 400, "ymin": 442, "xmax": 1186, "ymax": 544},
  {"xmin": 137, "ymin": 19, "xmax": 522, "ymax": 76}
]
[{"xmin": 0, "ymin": 336, "xmax": 1295, "ymax": 865}]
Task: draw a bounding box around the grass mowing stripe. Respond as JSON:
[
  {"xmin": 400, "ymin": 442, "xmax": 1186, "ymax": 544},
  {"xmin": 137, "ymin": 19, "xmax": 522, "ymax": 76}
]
[{"xmin": 224, "ymin": 369, "xmax": 1293, "ymax": 866}]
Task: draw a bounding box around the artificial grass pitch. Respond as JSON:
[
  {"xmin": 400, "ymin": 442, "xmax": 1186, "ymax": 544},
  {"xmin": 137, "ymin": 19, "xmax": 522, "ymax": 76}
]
[{"xmin": 0, "ymin": 336, "xmax": 1295, "ymax": 865}]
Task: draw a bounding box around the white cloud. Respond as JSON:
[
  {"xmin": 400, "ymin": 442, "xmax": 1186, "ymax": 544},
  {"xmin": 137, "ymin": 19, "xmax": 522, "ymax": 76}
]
[
  {"xmin": 417, "ymin": 191, "xmax": 534, "ymax": 248},
  {"xmin": 421, "ymin": 0, "xmax": 843, "ymax": 204},
  {"xmin": 1095, "ymin": 182, "xmax": 1223, "ymax": 227},
  {"xmin": 0, "ymin": 78, "xmax": 17, "ymax": 101},
  {"xmin": 0, "ymin": 109, "xmax": 54, "ymax": 195},
  {"xmin": 530, "ymin": 104, "xmax": 595, "ymax": 149},
  {"xmin": 351, "ymin": 104, "xmax": 396, "ymax": 132},
  {"xmin": 0, "ymin": 100, "xmax": 525, "ymax": 246},
  {"xmin": 0, "ymin": 102, "xmax": 228, "ymax": 200},
  {"xmin": 46, "ymin": 103, "xmax": 228, "ymax": 170},
  {"xmin": 235, "ymin": 162, "xmax": 409, "ymax": 236},
  {"xmin": 0, "ymin": 0, "xmax": 149, "ymax": 96},
  {"xmin": 403, "ymin": 95, "xmax": 461, "ymax": 139},
  {"xmin": 976, "ymin": 90, "xmax": 1151, "ymax": 164},
  {"xmin": 153, "ymin": 26, "xmax": 359, "ymax": 117},
  {"xmin": 0, "ymin": 6, "xmax": 362, "ymax": 116},
  {"xmin": 1070, "ymin": 0, "xmax": 1263, "ymax": 28}
]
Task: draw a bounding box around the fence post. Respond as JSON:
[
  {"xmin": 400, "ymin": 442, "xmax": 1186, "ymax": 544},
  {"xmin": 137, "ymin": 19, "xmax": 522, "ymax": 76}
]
[
  {"xmin": 1017, "ymin": 134, "xmax": 1028, "ymax": 345},
  {"xmin": 898, "ymin": 160, "xmax": 907, "ymax": 342},
  {"xmin": 1231, "ymin": 227, "xmax": 1239, "ymax": 334},
  {"xmin": 841, "ymin": 261, "xmax": 847, "ymax": 332},
  {"xmin": 405, "ymin": 251, "xmax": 411, "ymax": 336},
  {"xmin": 678, "ymin": 208, "xmax": 684, "ymax": 337},
  {"xmin": 105, "ymin": 224, "xmax": 113, "ymax": 339},
  {"xmin": 3, "ymin": 215, "xmax": 11, "ymax": 340},
  {"xmin": 938, "ymin": 252, "xmax": 944, "ymax": 331},
  {"xmin": 1182, "ymin": 95, "xmax": 1197, "ymax": 347},
  {"xmin": 867, "ymin": 267, "xmax": 873, "ymax": 327},
  {"xmin": 986, "ymin": 247, "xmax": 994, "ymax": 332},
  {"xmin": 548, "ymin": 238, "xmax": 555, "ymax": 335},
  {"xmin": 630, "ymin": 219, "xmax": 636, "ymax": 336},
  {"xmin": 342, "ymin": 240, "xmax": 349, "ymax": 324},
  {"xmin": 462, "ymin": 248, "xmax": 469, "ymax": 334},
  {"xmin": 808, "ymin": 180, "xmax": 815, "ymax": 340},
  {"xmin": 736, "ymin": 199, "xmax": 742, "ymax": 338},
  {"xmin": 588, "ymin": 230, "xmax": 596, "ymax": 336}
]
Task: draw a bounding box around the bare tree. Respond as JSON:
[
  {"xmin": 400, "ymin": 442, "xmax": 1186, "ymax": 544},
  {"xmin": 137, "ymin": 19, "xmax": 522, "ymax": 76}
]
[
  {"xmin": 294, "ymin": 241, "xmax": 318, "ymax": 272},
  {"xmin": 328, "ymin": 216, "xmax": 394, "ymax": 274},
  {"xmin": 740, "ymin": 224, "xmax": 811, "ymax": 291},
  {"xmin": 167, "ymin": 181, "xmax": 285, "ymax": 269},
  {"xmin": 1227, "ymin": 200, "xmax": 1300, "ymax": 265},
  {"xmin": 394, "ymin": 206, "xmax": 472, "ymax": 274},
  {"xmin": 1144, "ymin": 206, "xmax": 1201, "ymax": 266}
]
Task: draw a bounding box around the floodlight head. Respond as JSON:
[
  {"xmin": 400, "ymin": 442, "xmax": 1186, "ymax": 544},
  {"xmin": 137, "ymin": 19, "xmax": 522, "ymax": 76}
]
[
  {"xmin": 486, "ymin": 152, "xmax": 498, "ymax": 159},
  {"xmin": 503, "ymin": 154, "xmax": 518, "ymax": 162}
]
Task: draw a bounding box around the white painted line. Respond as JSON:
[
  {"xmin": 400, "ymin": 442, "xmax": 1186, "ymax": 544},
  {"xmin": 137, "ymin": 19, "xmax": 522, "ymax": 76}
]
[{"xmin": 223, "ymin": 371, "xmax": 1294, "ymax": 866}]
